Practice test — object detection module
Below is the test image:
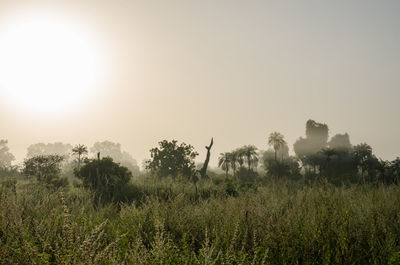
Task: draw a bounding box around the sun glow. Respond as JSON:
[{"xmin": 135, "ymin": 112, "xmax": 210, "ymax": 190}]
[{"xmin": 0, "ymin": 12, "xmax": 103, "ymax": 114}]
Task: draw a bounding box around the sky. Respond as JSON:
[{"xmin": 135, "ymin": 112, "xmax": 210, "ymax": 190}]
[{"xmin": 0, "ymin": 0, "xmax": 400, "ymax": 167}]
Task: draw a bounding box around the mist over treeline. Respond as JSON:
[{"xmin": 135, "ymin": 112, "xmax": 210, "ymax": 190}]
[{"xmin": 1, "ymin": 119, "xmax": 400, "ymax": 186}]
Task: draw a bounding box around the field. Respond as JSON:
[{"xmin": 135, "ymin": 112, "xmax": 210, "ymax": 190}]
[{"xmin": 1, "ymin": 176, "xmax": 400, "ymax": 264}]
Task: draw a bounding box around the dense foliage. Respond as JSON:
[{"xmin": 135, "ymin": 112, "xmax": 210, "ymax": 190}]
[
  {"xmin": 74, "ymin": 157, "xmax": 132, "ymax": 204},
  {"xmin": 146, "ymin": 140, "xmax": 198, "ymax": 179},
  {"xmin": 22, "ymin": 154, "xmax": 68, "ymax": 188}
]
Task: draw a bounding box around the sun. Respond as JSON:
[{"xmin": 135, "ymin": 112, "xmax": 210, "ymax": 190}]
[{"xmin": 0, "ymin": 13, "xmax": 103, "ymax": 114}]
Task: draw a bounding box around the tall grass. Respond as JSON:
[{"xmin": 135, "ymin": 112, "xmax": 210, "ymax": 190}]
[{"xmin": 1, "ymin": 176, "xmax": 400, "ymax": 264}]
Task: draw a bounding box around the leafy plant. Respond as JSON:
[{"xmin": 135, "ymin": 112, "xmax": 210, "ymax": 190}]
[
  {"xmin": 146, "ymin": 140, "xmax": 198, "ymax": 179},
  {"xmin": 23, "ymin": 154, "xmax": 68, "ymax": 188},
  {"xmin": 75, "ymin": 157, "xmax": 132, "ymax": 203}
]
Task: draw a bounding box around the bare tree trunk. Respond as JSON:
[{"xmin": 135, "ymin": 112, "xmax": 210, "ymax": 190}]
[{"xmin": 199, "ymin": 138, "xmax": 213, "ymax": 179}]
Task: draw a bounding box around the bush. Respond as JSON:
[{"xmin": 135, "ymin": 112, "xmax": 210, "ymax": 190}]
[
  {"xmin": 224, "ymin": 179, "xmax": 238, "ymax": 197},
  {"xmin": 236, "ymin": 167, "xmax": 258, "ymax": 183},
  {"xmin": 22, "ymin": 155, "xmax": 68, "ymax": 189},
  {"xmin": 75, "ymin": 157, "xmax": 132, "ymax": 204}
]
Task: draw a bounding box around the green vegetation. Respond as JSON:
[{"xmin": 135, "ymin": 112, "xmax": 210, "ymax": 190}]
[
  {"xmin": 22, "ymin": 154, "xmax": 68, "ymax": 189},
  {"xmin": 75, "ymin": 157, "xmax": 132, "ymax": 204},
  {"xmin": 146, "ymin": 140, "xmax": 198, "ymax": 180},
  {"xmin": 1, "ymin": 177, "xmax": 400, "ymax": 264},
  {"xmin": 1, "ymin": 119, "xmax": 400, "ymax": 264}
]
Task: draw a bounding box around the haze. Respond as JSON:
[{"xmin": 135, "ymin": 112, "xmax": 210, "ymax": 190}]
[{"xmin": 0, "ymin": 0, "xmax": 399, "ymax": 167}]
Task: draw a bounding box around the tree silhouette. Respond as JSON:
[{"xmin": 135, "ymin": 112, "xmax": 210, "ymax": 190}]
[
  {"xmin": 146, "ymin": 140, "xmax": 198, "ymax": 179},
  {"xmin": 328, "ymin": 133, "xmax": 352, "ymax": 152},
  {"xmin": 199, "ymin": 138, "xmax": 213, "ymax": 179},
  {"xmin": 90, "ymin": 141, "xmax": 140, "ymax": 176},
  {"xmin": 229, "ymin": 151, "xmax": 238, "ymax": 178},
  {"xmin": 27, "ymin": 142, "xmax": 72, "ymax": 158},
  {"xmin": 353, "ymin": 143, "xmax": 374, "ymax": 183},
  {"xmin": 294, "ymin": 119, "xmax": 329, "ymax": 174},
  {"xmin": 236, "ymin": 148, "xmax": 246, "ymax": 168},
  {"xmin": 377, "ymin": 159, "xmax": 389, "ymax": 184},
  {"xmin": 0, "ymin": 140, "xmax": 15, "ymax": 168},
  {"xmin": 72, "ymin": 144, "xmax": 88, "ymax": 169},
  {"xmin": 218, "ymin": 152, "xmax": 231, "ymax": 178},
  {"xmin": 389, "ymin": 158, "xmax": 400, "ymax": 184},
  {"xmin": 268, "ymin": 132, "xmax": 286, "ymax": 162},
  {"xmin": 243, "ymin": 145, "xmax": 258, "ymax": 171},
  {"xmin": 75, "ymin": 157, "xmax": 132, "ymax": 204},
  {"xmin": 306, "ymin": 120, "xmax": 329, "ymax": 147},
  {"xmin": 319, "ymin": 148, "xmax": 337, "ymax": 177},
  {"xmin": 23, "ymin": 155, "xmax": 67, "ymax": 188}
]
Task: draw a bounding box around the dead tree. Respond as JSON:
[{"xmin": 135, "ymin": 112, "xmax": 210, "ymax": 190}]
[{"xmin": 199, "ymin": 138, "xmax": 213, "ymax": 179}]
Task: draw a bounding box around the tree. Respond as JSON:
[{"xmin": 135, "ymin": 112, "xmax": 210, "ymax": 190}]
[
  {"xmin": 261, "ymin": 145, "xmax": 289, "ymax": 170},
  {"xmin": 72, "ymin": 144, "xmax": 88, "ymax": 169},
  {"xmin": 146, "ymin": 140, "xmax": 198, "ymax": 179},
  {"xmin": 0, "ymin": 140, "xmax": 15, "ymax": 168},
  {"xmin": 268, "ymin": 132, "xmax": 286, "ymax": 162},
  {"xmin": 23, "ymin": 155, "xmax": 67, "ymax": 187},
  {"xmin": 377, "ymin": 159, "xmax": 390, "ymax": 184},
  {"xmin": 199, "ymin": 138, "xmax": 213, "ymax": 179},
  {"xmin": 267, "ymin": 160, "xmax": 291, "ymax": 179},
  {"xmin": 293, "ymin": 137, "xmax": 310, "ymax": 168},
  {"xmin": 328, "ymin": 133, "xmax": 352, "ymax": 152},
  {"xmin": 75, "ymin": 157, "xmax": 132, "ymax": 203},
  {"xmin": 294, "ymin": 119, "xmax": 329, "ymax": 173},
  {"xmin": 90, "ymin": 141, "xmax": 123, "ymax": 159},
  {"xmin": 27, "ymin": 142, "xmax": 72, "ymax": 158},
  {"xmin": 388, "ymin": 158, "xmax": 400, "ymax": 184},
  {"xmin": 319, "ymin": 148, "xmax": 338, "ymax": 177},
  {"xmin": 218, "ymin": 152, "xmax": 231, "ymax": 178},
  {"xmin": 90, "ymin": 141, "xmax": 140, "ymax": 176},
  {"xmin": 229, "ymin": 151, "xmax": 238, "ymax": 178},
  {"xmin": 242, "ymin": 145, "xmax": 259, "ymax": 171},
  {"xmin": 306, "ymin": 119, "xmax": 329, "ymax": 147},
  {"xmin": 236, "ymin": 148, "xmax": 246, "ymax": 168},
  {"xmin": 353, "ymin": 143, "xmax": 374, "ymax": 183}
]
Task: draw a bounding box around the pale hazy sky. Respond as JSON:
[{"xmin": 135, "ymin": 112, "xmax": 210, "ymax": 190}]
[{"xmin": 0, "ymin": 0, "xmax": 400, "ymax": 167}]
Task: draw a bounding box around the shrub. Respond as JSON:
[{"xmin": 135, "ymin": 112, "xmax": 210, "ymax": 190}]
[
  {"xmin": 23, "ymin": 154, "xmax": 68, "ymax": 188},
  {"xmin": 236, "ymin": 167, "xmax": 258, "ymax": 183},
  {"xmin": 75, "ymin": 157, "xmax": 132, "ymax": 204}
]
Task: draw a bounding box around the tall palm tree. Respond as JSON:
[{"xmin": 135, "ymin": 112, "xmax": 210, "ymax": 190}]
[
  {"xmin": 72, "ymin": 144, "xmax": 88, "ymax": 169},
  {"xmin": 236, "ymin": 147, "xmax": 246, "ymax": 169},
  {"xmin": 229, "ymin": 151, "xmax": 238, "ymax": 178},
  {"xmin": 353, "ymin": 143, "xmax": 373, "ymax": 183},
  {"xmin": 320, "ymin": 148, "xmax": 337, "ymax": 177},
  {"xmin": 218, "ymin": 152, "xmax": 231, "ymax": 178},
  {"xmin": 243, "ymin": 145, "xmax": 258, "ymax": 171},
  {"xmin": 268, "ymin": 132, "xmax": 286, "ymax": 162}
]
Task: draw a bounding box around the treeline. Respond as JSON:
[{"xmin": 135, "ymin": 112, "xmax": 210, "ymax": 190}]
[
  {"xmin": 0, "ymin": 140, "xmax": 140, "ymax": 178},
  {"xmin": 1, "ymin": 119, "xmax": 400, "ymax": 203},
  {"xmin": 218, "ymin": 119, "xmax": 400, "ymax": 185}
]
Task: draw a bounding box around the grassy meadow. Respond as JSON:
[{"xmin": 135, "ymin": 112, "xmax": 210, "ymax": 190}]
[{"xmin": 1, "ymin": 175, "xmax": 400, "ymax": 264}]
